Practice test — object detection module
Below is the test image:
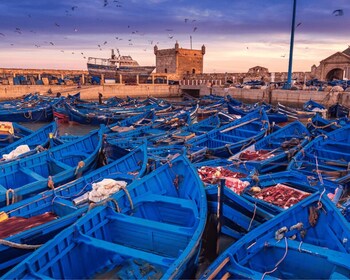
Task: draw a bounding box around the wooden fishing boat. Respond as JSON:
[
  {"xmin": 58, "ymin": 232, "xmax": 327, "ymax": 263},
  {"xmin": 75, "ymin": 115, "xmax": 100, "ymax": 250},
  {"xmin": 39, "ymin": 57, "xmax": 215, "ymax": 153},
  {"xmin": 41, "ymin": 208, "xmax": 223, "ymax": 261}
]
[
  {"xmin": 306, "ymin": 113, "xmax": 342, "ymax": 136},
  {"xmin": 187, "ymin": 109, "xmax": 269, "ymax": 159},
  {"xmin": 277, "ymin": 102, "xmax": 316, "ymax": 120},
  {"xmin": 303, "ymin": 99, "xmax": 326, "ymax": 113},
  {"xmin": 241, "ymin": 170, "xmax": 339, "ymax": 216},
  {"xmin": 229, "ymin": 120, "xmax": 311, "ymax": 173},
  {"xmin": 3, "ymin": 155, "xmax": 207, "ymax": 279},
  {"xmin": 0, "ymin": 98, "xmax": 59, "ymax": 123},
  {"xmin": 0, "ymin": 121, "xmax": 58, "ymax": 162},
  {"xmin": 200, "ymin": 192, "xmax": 350, "ymax": 279},
  {"xmin": 0, "ymin": 122, "xmax": 32, "ymax": 148},
  {"xmin": 0, "ymin": 128, "xmax": 103, "ymax": 207},
  {"xmin": 0, "ymin": 144, "xmax": 148, "ymax": 275},
  {"xmin": 227, "ymin": 102, "xmax": 288, "ymax": 124},
  {"xmin": 328, "ymin": 102, "xmax": 350, "ymax": 118},
  {"xmin": 194, "ymin": 159, "xmax": 273, "ymax": 239},
  {"xmin": 288, "ymin": 123, "xmax": 350, "ymax": 184}
]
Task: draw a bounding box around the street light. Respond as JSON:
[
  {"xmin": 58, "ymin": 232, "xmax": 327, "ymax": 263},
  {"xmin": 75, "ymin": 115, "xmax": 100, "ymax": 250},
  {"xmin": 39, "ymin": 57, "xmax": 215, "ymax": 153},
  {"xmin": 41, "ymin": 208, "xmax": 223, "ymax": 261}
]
[{"xmin": 283, "ymin": 0, "xmax": 297, "ymax": 90}]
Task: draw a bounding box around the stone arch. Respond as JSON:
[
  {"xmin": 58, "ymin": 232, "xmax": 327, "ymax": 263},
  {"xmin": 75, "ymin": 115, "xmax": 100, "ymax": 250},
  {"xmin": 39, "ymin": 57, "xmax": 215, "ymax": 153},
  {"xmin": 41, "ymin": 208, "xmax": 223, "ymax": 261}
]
[{"xmin": 326, "ymin": 68, "xmax": 344, "ymax": 81}]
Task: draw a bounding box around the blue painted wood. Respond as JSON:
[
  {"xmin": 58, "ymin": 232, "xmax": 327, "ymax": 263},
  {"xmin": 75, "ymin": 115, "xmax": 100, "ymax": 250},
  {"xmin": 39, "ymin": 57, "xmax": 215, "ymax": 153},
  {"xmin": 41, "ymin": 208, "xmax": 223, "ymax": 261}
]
[
  {"xmin": 200, "ymin": 193, "xmax": 350, "ymax": 279},
  {"xmin": 0, "ymin": 144, "xmax": 148, "ymax": 275},
  {"xmin": 0, "ymin": 127, "xmax": 104, "ymax": 207},
  {"xmin": 3, "ymin": 155, "xmax": 207, "ymax": 280},
  {"xmin": 0, "ymin": 121, "xmax": 58, "ymax": 161}
]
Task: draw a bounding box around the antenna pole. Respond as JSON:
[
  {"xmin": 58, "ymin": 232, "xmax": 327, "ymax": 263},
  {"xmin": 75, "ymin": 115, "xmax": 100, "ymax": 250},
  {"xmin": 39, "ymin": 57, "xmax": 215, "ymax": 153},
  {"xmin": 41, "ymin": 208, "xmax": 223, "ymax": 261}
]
[
  {"xmin": 285, "ymin": 0, "xmax": 297, "ymax": 89},
  {"xmin": 190, "ymin": 36, "xmax": 192, "ymax": 49}
]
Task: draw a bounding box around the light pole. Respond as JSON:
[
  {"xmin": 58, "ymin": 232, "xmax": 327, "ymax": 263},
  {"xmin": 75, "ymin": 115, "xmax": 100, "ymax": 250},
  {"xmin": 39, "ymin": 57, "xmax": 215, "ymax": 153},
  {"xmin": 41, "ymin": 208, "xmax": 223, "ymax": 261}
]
[{"xmin": 284, "ymin": 0, "xmax": 297, "ymax": 89}]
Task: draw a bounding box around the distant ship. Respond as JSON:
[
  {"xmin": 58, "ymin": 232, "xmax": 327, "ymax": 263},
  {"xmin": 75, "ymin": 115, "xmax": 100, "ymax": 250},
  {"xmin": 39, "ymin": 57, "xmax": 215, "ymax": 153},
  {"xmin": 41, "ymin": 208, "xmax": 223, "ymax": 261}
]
[{"xmin": 87, "ymin": 49, "xmax": 155, "ymax": 83}]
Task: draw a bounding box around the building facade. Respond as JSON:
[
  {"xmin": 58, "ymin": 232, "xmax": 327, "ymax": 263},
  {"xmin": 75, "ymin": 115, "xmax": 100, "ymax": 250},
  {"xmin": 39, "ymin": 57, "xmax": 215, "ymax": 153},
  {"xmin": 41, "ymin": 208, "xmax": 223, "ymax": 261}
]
[
  {"xmin": 313, "ymin": 47, "xmax": 350, "ymax": 81},
  {"xmin": 154, "ymin": 42, "xmax": 205, "ymax": 80}
]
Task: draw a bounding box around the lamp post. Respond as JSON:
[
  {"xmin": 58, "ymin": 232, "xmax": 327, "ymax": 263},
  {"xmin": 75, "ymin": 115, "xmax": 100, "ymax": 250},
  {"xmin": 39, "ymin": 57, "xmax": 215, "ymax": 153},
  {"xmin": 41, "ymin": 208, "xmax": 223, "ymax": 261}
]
[{"xmin": 284, "ymin": 0, "xmax": 297, "ymax": 89}]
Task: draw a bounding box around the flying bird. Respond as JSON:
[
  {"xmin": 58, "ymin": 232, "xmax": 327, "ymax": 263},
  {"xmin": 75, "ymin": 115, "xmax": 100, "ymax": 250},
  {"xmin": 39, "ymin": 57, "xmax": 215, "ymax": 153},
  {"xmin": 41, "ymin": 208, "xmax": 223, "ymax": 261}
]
[
  {"xmin": 184, "ymin": 18, "xmax": 189, "ymax": 23},
  {"xmin": 49, "ymin": 42, "xmax": 54, "ymax": 45},
  {"xmin": 193, "ymin": 27, "xmax": 197, "ymax": 32},
  {"xmin": 103, "ymin": 0, "xmax": 108, "ymax": 7},
  {"xmin": 332, "ymin": 9, "xmax": 344, "ymax": 16},
  {"xmin": 71, "ymin": 6, "xmax": 78, "ymax": 11},
  {"xmin": 165, "ymin": 29, "xmax": 173, "ymax": 31},
  {"xmin": 168, "ymin": 34, "xmax": 174, "ymax": 39},
  {"xmin": 103, "ymin": 41, "xmax": 107, "ymax": 45},
  {"xmin": 296, "ymin": 22, "xmax": 302, "ymax": 28},
  {"xmin": 0, "ymin": 33, "xmax": 5, "ymax": 36},
  {"xmin": 55, "ymin": 23, "xmax": 60, "ymax": 27},
  {"xmin": 192, "ymin": 19, "xmax": 196, "ymax": 22}
]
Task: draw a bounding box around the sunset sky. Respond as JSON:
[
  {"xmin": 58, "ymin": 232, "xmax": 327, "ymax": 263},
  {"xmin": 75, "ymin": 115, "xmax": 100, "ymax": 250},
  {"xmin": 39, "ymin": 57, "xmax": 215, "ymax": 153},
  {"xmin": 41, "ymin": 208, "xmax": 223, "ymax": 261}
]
[{"xmin": 0, "ymin": 0, "xmax": 349, "ymax": 73}]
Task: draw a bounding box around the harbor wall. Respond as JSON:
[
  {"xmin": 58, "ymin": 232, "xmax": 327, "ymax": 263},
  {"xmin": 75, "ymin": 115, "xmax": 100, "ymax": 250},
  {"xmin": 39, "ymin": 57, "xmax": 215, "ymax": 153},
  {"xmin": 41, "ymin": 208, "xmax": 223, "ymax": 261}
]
[
  {"xmin": 0, "ymin": 84, "xmax": 181, "ymax": 100},
  {"xmin": 0, "ymin": 83, "xmax": 348, "ymax": 108}
]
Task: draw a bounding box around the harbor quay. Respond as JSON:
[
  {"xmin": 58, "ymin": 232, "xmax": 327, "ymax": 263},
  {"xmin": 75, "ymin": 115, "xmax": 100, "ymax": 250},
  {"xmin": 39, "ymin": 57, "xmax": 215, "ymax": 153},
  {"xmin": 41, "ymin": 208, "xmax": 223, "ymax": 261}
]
[{"xmin": 0, "ymin": 82, "xmax": 348, "ymax": 109}]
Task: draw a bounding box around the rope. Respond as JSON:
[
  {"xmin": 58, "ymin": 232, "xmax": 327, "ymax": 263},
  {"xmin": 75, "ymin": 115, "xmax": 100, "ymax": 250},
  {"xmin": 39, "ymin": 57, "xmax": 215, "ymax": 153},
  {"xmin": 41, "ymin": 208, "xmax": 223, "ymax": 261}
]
[
  {"xmin": 0, "ymin": 239, "xmax": 42, "ymax": 249},
  {"xmin": 308, "ymin": 121, "xmax": 340, "ymax": 129},
  {"xmin": 23, "ymin": 111, "xmax": 32, "ymax": 119},
  {"xmin": 261, "ymin": 237, "xmax": 288, "ymax": 280},
  {"xmin": 6, "ymin": 189, "xmax": 15, "ymax": 206},
  {"xmin": 247, "ymin": 203, "xmax": 257, "ymax": 232},
  {"xmin": 121, "ymin": 185, "xmax": 134, "ymax": 210}
]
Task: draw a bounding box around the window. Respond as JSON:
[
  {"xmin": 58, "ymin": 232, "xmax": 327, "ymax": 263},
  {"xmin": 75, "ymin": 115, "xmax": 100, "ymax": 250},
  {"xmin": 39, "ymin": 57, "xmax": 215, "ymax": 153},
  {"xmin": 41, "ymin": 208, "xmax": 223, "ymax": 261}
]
[
  {"xmin": 192, "ymin": 69, "xmax": 196, "ymax": 74},
  {"xmin": 164, "ymin": 68, "xmax": 167, "ymax": 73}
]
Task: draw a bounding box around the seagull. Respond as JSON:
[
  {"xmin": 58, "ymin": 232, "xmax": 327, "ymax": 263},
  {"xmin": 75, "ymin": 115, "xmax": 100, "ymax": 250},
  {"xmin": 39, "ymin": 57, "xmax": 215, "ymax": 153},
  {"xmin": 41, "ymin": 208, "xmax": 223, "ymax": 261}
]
[
  {"xmin": 103, "ymin": 0, "xmax": 108, "ymax": 7},
  {"xmin": 103, "ymin": 41, "xmax": 107, "ymax": 45},
  {"xmin": 49, "ymin": 42, "xmax": 54, "ymax": 45},
  {"xmin": 0, "ymin": 33, "xmax": 5, "ymax": 36},
  {"xmin": 165, "ymin": 29, "xmax": 173, "ymax": 31},
  {"xmin": 184, "ymin": 18, "xmax": 189, "ymax": 23},
  {"xmin": 168, "ymin": 34, "xmax": 174, "ymax": 39},
  {"xmin": 71, "ymin": 6, "xmax": 78, "ymax": 11},
  {"xmin": 193, "ymin": 27, "xmax": 197, "ymax": 32},
  {"xmin": 332, "ymin": 9, "xmax": 344, "ymax": 16},
  {"xmin": 55, "ymin": 23, "xmax": 60, "ymax": 27},
  {"xmin": 296, "ymin": 22, "xmax": 302, "ymax": 28}
]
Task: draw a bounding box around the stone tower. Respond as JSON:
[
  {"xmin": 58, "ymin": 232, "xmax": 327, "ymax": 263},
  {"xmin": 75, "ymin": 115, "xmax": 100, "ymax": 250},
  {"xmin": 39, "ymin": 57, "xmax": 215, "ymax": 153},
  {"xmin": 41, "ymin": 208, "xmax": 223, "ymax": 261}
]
[{"xmin": 154, "ymin": 42, "xmax": 205, "ymax": 79}]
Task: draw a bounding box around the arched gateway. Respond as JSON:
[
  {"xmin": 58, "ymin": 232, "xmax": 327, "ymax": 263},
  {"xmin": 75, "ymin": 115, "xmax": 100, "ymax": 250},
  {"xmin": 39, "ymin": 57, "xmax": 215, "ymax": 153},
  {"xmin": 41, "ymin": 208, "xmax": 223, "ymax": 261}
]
[
  {"xmin": 326, "ymin": 68, "xmax": 344, "ymax": 81},
  {"xmin": 314, "ymin": 47, "xmax": 350, "ymax": 81}
]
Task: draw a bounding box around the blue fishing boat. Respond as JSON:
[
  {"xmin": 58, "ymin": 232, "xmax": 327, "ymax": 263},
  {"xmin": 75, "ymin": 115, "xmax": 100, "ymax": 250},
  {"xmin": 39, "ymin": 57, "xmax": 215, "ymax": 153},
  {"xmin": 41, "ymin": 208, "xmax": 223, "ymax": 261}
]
[
  {"xmin": 328, "ymin": 102, "xmax": 350, "ymax": 118},
  {"xmin": 241, "ymin": 170, "xmax": 339, "ymax": 216},
  {"xmin": 303, "ymin": 99, "xmax": 326, "ymax": 113},
  {"xmin": 230, "ymin": 120, "xmax": 311, "ymax": 173},
  {"xmin": 0, "ymin": 98, "xmax": 60, "ymax": 122},
  {"xmin": 0, "ymin": 121, "xmax": 58, "ymax": 162},
  {"xmin": 306, "ymin": 113, "xmax": 342, "ymax": 136},
  {"xmin": 0, "ymin": 128, "xmax": 103, "ymax": 207},
  {"xmin": 288, "ymin": 123, "xmax": 350, "ymax": 183},
  {"xmin": 227, "ymin": 102, "xmax": 288, "ymax": 124},
  {"xmin": 187, "ymin": 109, "xmax": 269, "ymax": 159},
  {"xmin": 0, "ymin": 122, "xmax": 32, "ymax": 148},
  {"xmin": 0, "ymin": 144, "xmax": 147, "ymax": 275},
  {"xmin": 194, "ymin": 159, "xmax": 273, "ymax": 239},
  {"xmin": 200, "ymin": 192, "xmax": 350, "ymax": 279},
  {"xmin": 3, "ymin": 155, "xmax": 207, "ymax": 279}
]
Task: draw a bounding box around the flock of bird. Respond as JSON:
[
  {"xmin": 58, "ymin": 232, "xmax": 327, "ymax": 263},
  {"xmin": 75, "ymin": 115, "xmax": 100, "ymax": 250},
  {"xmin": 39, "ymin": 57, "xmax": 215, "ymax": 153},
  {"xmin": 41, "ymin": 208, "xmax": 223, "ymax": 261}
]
[
  {"xmin": 0, "ymin": 0, "xmax": 200, "ymax": 61},
  {"xmin": 0, "ymin": 3, "xmax": 346, "ymax": 63}
]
